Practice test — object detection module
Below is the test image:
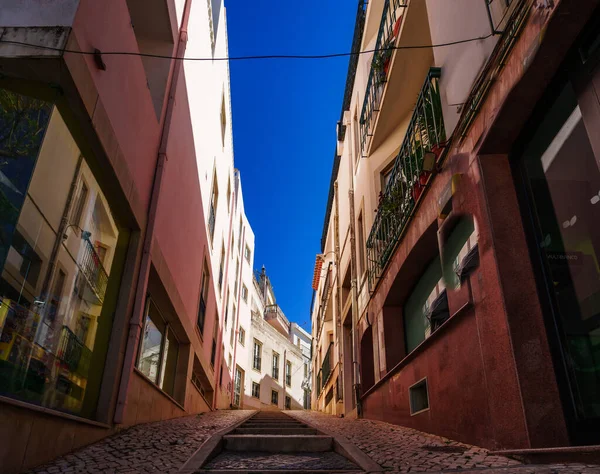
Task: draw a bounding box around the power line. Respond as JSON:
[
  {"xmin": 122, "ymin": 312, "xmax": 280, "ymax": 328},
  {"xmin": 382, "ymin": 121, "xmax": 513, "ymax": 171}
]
[{"xmin": 0, "ymin": 33, "xmax": 494, "ymax": 62}]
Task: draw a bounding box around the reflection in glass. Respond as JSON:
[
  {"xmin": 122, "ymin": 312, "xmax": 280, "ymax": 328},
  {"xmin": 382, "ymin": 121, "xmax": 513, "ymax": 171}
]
[
  {"xmin": 0, "ymin": 93, "xmax": 120, "ymax": 418},
  {"xmin": 522, "ymin": 82, "xmax": 600, "ymax": 419},
  {"xmin": 138, "ymin": 301, "xmax": 164, "ymax": 384}
]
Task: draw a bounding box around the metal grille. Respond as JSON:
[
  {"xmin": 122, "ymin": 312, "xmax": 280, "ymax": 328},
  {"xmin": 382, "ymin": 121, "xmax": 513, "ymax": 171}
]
[
  {"xmin": 56, "ymin": 326, "xmax": 92, "ymax": 378},
  {"xmin": 79, "ymin": 238, "xmax": 109, "ymax": 303},
  {"xmin": 359, "ymin": 0, "xmax": 408, "ymax": 154},
  {"xmin": 366, "ymin": 68, "xmax": 446, "ymax": 290}
]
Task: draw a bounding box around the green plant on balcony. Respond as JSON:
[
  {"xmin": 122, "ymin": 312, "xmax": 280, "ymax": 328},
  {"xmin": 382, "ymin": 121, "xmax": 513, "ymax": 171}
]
[{"xmin": 372, "ymin": 42, "xmax": 394, "ymax": 85}]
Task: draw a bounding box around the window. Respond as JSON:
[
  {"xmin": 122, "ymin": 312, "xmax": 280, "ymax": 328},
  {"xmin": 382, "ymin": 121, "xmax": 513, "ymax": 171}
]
[
  {"xmin": 198, "ymin": 261, "xmax": 210, "ymax": 334},
  {"xmin": 219, "ymin": 366, "xmax": 223, "ymax": 387},
  {"xmin": 285, "ymin": 395, "xmax": 291, "ymax": 410},
  {"xmin": 226, "ymin": 176, "xmax": 232, "ymax": 210},
  {"xmin": 285, "ymin": 360, "xmax": 292, "ymax": 387},
  {"xmin": 138, "ymin": 298, "xmax": 180, "ymax": 398},
  {"xmin": 380, "ymin": 161, "xmax": 394, "ymax": 192},
  {"xmin": 409, "ymin": 379, "xmax": 429, "ymax": 414},
  {"xmin": 441, "ymin": 216, "xmax": 478, "ymax": 290},
  {"xmin": 210, "ymin": 318, "xmax": 218, "ymax": 367},
  {"xmin": 353, "ymin": 108, "xmax": 360, "ymax": 165},
  {"xmin": 357, "ymin": 211, "xmax": 366, "ymax": 278},
  {"xmin": 209, "ymin": 173, "xmax": 218, "ymax": 243},
  {"xmin": 234, "ymin": 367, "xmax": 243, "ymax": 407},
  {"xmin": 252, "ymin": 382, "xmax": 260, "ymax": 398},
  {"xmin": 231, "ymin": 234, "xmax": 235, "ymax": 258},
  {"xmin": 224, "ymin": 289, "xmax": 229, "ymax": 329},
  {"xmin": 253, "ymin": 339, "xmax": 262, "ymax": 371},
  {"xmin": 229, "ymin": 327, "xmax": 234, "ymax": 346},
  {"xmin": 191, "ymin": 356, "xmax": 212, "ymax": 403},
  {"xmin": 220, "ymin": 93, "xmax": 227, "ymax": 148},
  {"xmin": 271, "ymin": 390, "xmax": 279, "ymax": 406},
  {"xmin": 244, "ymin": 244, "xmax": 251, "ymax": 263},
  {"xmin": 238, "ymin": 218, "xmax": 243, "ymax": 251},
  {"xmin": 47, "ymin": 269, "xmax": 66, "ymax": 323},
  {"xmin": 242, "ymin": 284, "xmax": 248, "ymax": 302},
  {"xmin": 404, "ymin": 256, "xmax": 447, "ymax": 353},
  {"xmin": 0, "ymin": 96, "xmax": 125, "ymax": 418},
  {"xmin": 71, "ymin": 181, "xmax": 88, "ymax": 228},
  {"xmin": 304, "ymin": 363, "xmax": 308, "ymax": 378},
  {"xmin": 234, "ymin": 258, "xmax": 239, "ymax": 296},
  {"xmin": 218, "ymin": 243, "xmax": 225, "ymax": 292},
  {"xmin": 272, "ymin": 352, "xmax": 280, "ymax": 380},
  {"xmin": 239, "ymin": 326, "xmax": 245, "ymax": 346},
  {"xmin": 228, "ymin": 353, "xmax": 232, "ymax": 368}
]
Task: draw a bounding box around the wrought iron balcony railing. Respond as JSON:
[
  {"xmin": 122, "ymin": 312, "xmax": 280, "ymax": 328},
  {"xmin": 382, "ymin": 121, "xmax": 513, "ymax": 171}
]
[
  {"xmin": 317, "ymin": 342, "xmax": 334, "ymax": 397},
  {"xmin": 79, "ymin": 238, "xmax": 109, "ymax": 304},
  {"xmin": 366, "ymin": 68, "xmax": 446, "ymax": 290},
  {"xmin": 57, "ymin": 325, "xmax": 92, "ymax": 378},
  {"xmin": 359, "ymin": 0, "xmax": 407, "ymax": 155}
]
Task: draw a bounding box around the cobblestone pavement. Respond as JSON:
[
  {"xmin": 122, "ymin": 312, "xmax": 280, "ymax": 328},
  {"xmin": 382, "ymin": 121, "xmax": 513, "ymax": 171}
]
[
  {"xmin": 290, "ymin": 411, "xmax": 600, "ymax": 473},
  {"xmin": 27, "ymin": 410, "xmax": 253, "ymax": 474},
  {"xmin": 203, "ymin": 451, "xmax": 360, "ymax": 471}
]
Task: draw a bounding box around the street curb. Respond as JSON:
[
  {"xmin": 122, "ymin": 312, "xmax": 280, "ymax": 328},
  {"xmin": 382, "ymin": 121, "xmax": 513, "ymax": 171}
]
[
  {"xmin": 178, "ymin": 410, "xmax": 257, "ymax": 473},
  {"xmin": 286, "ymin": 411, "xmax": 383, "ymax": 473}
]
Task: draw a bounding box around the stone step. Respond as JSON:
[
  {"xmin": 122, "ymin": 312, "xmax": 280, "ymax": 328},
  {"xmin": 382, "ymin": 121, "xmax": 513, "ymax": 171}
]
[
  {"xmin": 223, "ymin": 435, "xmax": 334, "ymax": 453},
  {"xmin": 233, "ymin": 427, "xmax": 318, "ymax": 435},
  {"xmin": 242, "ymin": 421, "xmax": 307, "ymax": 428},
  {"xmin": 200, "ymin": 450, "xmax": 362, "ymax": 473}
]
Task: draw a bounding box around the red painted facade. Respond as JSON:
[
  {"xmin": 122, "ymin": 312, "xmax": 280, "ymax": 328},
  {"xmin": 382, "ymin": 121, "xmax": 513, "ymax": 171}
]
[{"xmin": 358, "ymin": 0, "xmax": 600, "ymax": 451}]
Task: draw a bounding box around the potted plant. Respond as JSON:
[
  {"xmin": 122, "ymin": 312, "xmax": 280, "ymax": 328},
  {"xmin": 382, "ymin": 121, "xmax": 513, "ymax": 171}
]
[{"xmin": 372, "ymin": 42, "xmax": 393, "ymax": 85}]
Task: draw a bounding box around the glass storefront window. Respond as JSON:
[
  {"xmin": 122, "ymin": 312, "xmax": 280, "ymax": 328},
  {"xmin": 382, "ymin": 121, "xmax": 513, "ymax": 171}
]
[
  {"xmin": 137, "ymin": 298, "xmax": 180, "ymax": 399},
  {"xmin": 521, "ymin": 82, "xmax": 600, "ymax": 420},
  {"xmin": 0, "ymin": 90, "xmax": 122, "ymax": 418},
  {"xmin": 404, "ymin": 256, "xmax": 447, "ymax": 353}
]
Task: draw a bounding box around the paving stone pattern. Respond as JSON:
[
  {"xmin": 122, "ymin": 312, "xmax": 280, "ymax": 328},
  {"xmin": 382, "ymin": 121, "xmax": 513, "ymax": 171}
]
[
  {"xmin": 203, "ymin": 451, "xmax": 360, "ymax": 471},
  {"xmin": 290, "ymin": 411, "xmax": 600, "ymax": 474},
  {"xmin": 27, "ymin": 410, "xmax": 252, "ymax": 474}
]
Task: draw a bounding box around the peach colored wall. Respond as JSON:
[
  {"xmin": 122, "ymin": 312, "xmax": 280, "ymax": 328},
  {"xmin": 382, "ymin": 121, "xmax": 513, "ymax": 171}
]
[
  {"xmin": 0, "ymin": 402, "xmax": 111, "ymax": 474},
  {"xmin": 121, "ymin": 372, "xmax": 187, "ymax": 427},
  {"xmin": 71, "ymin": 0, "xmax": 165, "ymax": 218}
]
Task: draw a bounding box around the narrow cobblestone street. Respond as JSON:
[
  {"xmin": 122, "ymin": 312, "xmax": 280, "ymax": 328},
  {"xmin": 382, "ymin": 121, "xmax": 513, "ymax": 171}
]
[
  {"xmin": 26, "ymin": 411, "xmax": 252, "ymax": 474},
  {"xmin": 26, "ymin": 410, "xmax": 600, "ymax": 473}
]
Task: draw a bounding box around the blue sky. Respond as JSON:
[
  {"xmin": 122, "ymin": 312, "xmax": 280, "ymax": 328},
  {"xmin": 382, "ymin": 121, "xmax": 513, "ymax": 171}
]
[{"xmin": 226, "ymin": 1, "xmax": 357, "ymax": 331}]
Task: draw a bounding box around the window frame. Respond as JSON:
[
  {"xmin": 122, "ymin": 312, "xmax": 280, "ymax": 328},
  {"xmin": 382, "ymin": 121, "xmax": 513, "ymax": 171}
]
[
  {"xmin": 136, "ymin": 296, "xmax": 180, "ymax": 398},
  {"xmin": 252, "ymin": 381, "xmax": 260, "ymax": 399},
  {"xmin": 198, "ymin": 260, "xmax": 210, "ymax": 335},
  {"xmin": 253, "ymin": 339, "xmax": 262, "ymax": 371},
  {"xmin": 238, "ymin": 326, "xmax": 245, "ymax": 346},
  {"xmin": 272, "ymin": 351, "xmax": 280, "ymax": 380},
  {"xmin": 271, "ymin": 389, "xmax": 279, "ymax": 406},
  {"xmin": 285, "ymin": 360, "xmax": 292, "ymax": 387}
]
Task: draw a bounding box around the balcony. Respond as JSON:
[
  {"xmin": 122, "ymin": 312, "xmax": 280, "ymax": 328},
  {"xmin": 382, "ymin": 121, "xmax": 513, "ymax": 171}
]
[
  {"xmin": 57, "ymin": 326, "xmax": 92, "ymax": 378},
  {"xmin": 77, "ymin": 238, "xmax": 109, "ymax": 304},
  {"xmin": 265, "ymin": 304, "xmax": 290, "ymax": 336},
  {"xmin": 366, "ymin": 68, "xmax": 446, "ymax": 290},
  {"xmin": 317, "ymin": 342, "xmax": 334, "ymax": 397},
  {"xmin": 315, "ymin": 263, "xmax": 332, "ymax": 338},
  {"xmin": 360, "ymin": 0, "xmax": 433, "ymax": 156}
]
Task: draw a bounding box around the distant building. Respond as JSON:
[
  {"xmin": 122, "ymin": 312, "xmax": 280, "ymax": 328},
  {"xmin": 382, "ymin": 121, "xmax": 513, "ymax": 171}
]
[{"xmin": 230, "ymin": 266, "xmax": 312, "ymax": 410}]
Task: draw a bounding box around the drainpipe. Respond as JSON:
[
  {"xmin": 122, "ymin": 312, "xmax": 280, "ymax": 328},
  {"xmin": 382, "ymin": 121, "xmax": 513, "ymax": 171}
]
[
  {"xmin": 230, "ymin": 224, "xmax": 246, "ymax": 406},
  {"xmin": 282, "ymin": 349, "xmax": 287, "ymax": 409},
  {"xmin": 333, "ymin": 182, "xmax": 343, "ymax": 405},
  {"xmin": 114, "ymin": 0, "xmax": 193, "ymax": 424},
  {"xmin": 212, "ymin": 169, "xmax": 238, "ymax": 409},
  {"xmin": 348, "ymin": 175, "xmax": 362, "ymax": 417}
]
